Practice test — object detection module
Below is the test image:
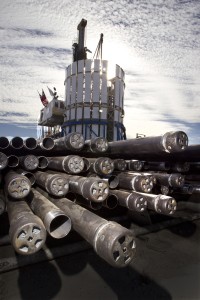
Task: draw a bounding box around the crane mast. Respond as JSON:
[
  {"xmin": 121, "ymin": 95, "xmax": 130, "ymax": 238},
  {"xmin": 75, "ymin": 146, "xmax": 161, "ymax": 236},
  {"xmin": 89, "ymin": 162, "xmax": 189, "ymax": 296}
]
[{"xmin": 73, "ymin": 18, "xmax": 88, "ymax": 62}]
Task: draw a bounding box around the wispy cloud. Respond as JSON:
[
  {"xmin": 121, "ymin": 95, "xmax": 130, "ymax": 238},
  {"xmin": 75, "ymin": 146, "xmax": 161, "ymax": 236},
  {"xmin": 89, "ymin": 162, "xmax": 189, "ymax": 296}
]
[{"xmin": 0, "ymin": 0, "xmax": 200, "ymax": 142}]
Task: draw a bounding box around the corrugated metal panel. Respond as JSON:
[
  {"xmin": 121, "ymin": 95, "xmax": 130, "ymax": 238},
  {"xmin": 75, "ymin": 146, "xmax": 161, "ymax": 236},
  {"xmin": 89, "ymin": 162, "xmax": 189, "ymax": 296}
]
[
  {"xmin": 85, "ymin": 72, "xmax": 91, "ymax": 102},
  {"xmin": 71, "ymin": 108, "xmax": 76, "ymax": 120},
  {"xmin": 67, "ymin": 64, "xmax": 71, "ymax": 77},
  {"xmin": 72, "ymin": 62, "xmax": 77, "ymax": 75},
  {"xmin": 78, "ymin": 60, "xmax": 84, "ymax": 73},
  {"xmin": 84, "ymin": 105, "xmax": 90, "ymax": 119},
  {"xmin": 77, "ymin": 73, "xmax": 83, "ymax": 104},
  {"xmin": 101, "ymin": 73, "xmax": 107, "ymax": 104},
  {"xmin": 85, "ymin": 59, "xmax": 91, "ymax": 71},
  {"xmin": 93, "ymin": 73, "xmax": 100, "ymax": 102},
  {"xmin": 71, "ymin": 75, "xmax": 77, "ymax": 104},
  {"xmin": 77, "ymin": 107, "xmax": 83, "ymax": 120},
  {"xmin": 114, "ymin": 78, "xmax": 120, "ymax": 107},
  {"xmin": 66, "ymin": 77, "xmax": 71, "ymax": 106},
  {"xmin": 94, "ymin": 59, "xmax": 100, "ymax": 72}
]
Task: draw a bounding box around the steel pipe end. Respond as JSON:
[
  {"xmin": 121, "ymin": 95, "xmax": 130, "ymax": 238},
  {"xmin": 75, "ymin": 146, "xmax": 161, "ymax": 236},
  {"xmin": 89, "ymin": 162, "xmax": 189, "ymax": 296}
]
[
  {"xmin": 136, "ymin": 176, "xmax": 153, "ymax": 193},
  {"xmin": 44, "ymin": 210, "xmax": 71, "ymax": 239},
  {"xmin": 129, "ymin": 160, "xmax": 143, "ymax": 171},
  {"xmin": 127, "ymin": 193, "xmax": 147, "ymax": 212},
  {"xmin": 0, "ymin": 152, "xmax": 8, "ymax": 170},
  {"xmin": 82, "ymin": 179, "xmax": 109, "ymax": 202},
  {"xmin": 23, "ymin": 155, "xmax": 39, "ymax": 171},
  {"xmin": 156, "ymin": 195, "xmax": 177, "ymax": 215},
  {"xmin": 38, "ymin": 156, "xmax": 49, "ymax": 169},
  {"xmin": 103, "ymin": 195, "xmax": 118, "ymax": 209},
  {"xmin": 46, "ymin": 175, "xmax": 69, "ymax": 196},
  {"xmin": 90, "ymin": 137, "xmax": 108, "ymax": 153},
  {"xmin": 10, "ymin": 137, "xmax": 24, "ymax": 149},
  {"xmin": 63, "ymin": 156, "xmax": 84, "ymax": 174},
  {"xmin": 40, "ymin": 137, "xmax": 55, "ymax": 150},
  {"xmin": 24, "ymin": 137, "xmax": 37, "ymax": 150},
  {"xmin": 169, "ymin": 174, "xmax": 185, "ymax": 187},
  {"xmin": 0, "ymin": 137, "xmax": 9, "ymax": 149},
  {"xmin": 7, "ymin": 176, "xmax": 31, "ymax": 199},
  {"xmin": 94, "ymin": 222, "xmax": 136, "ymax": 267},
  {"xmin": 95, "ymin": 157, "xmax": 114, "ymax": 175},
  {"xmin": 65, "ymin": 133, "xmax": 85, "ymax": 150},
  {"xmin": 163, "ymin": 131, "xmax": 188, "ymax": 152},
  {"xmin": 114, "ymin": 159, "xmax": 127, "ymax": 171},
  {"xmin": 9, "ymin": 216, "xmax": 46, "ymax": 255}
]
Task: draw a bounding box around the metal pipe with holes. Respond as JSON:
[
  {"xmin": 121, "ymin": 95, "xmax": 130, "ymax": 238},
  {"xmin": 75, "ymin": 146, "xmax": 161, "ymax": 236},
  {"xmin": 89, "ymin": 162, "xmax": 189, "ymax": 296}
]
[
  {"xmin": 48, "ymin": 196, "xmax": 136, "ymax": 267},
  {"xmin": 27, "ymin": 189, "xmax": 71, "ymax": 239},
  {"xmin": 106, "ymin": 131, "xmax": 188, "ymax": 159},
  {"xmin": 54, "ymin": 132, "xmax": 85, "ymax": 151},
  {"xmin": 66, "ymin": 174, "xmax": 109, "ymax": 202},
  {"xmin": 34, "ymin": 171, "xmax": 69, "ymax": 197},
  {"xmin": 19, "ymin": 155, "xmax": 39, "ymax": 171},
  {"xmin": 4, "ymin": 171, "xmax": 31, "ymax": 199},
  {"xmin": 84, "ymin": 137, "xmax": 108, "ymax": 153},
  {"xmin": 7, "ymin": 198, "xmax": 46, "ymax": 255},
  {"xmin": 47, "ymin": 155, "xmax": 84, "ymax": 174},
  {"xmin": 138, "ymin": 192, "xmax": 177, "ymax": 215},
  {"xmin": 110, "ymin": 189, "xmax": 147, "ymax": 212},
  {"xmin": 117, "ymin": 172, "xmax": 154, "ymax": 193},
  {"xmin": 88, "ymin": 157, "xmax": 114, "ymax": 176}
]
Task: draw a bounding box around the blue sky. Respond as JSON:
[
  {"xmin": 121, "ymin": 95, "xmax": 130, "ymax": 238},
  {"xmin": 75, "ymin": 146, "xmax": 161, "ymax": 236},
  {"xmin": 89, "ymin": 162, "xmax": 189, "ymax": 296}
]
[{"xmin": 0, "ymin": 0, "xmax": 200, "ymax": 144}]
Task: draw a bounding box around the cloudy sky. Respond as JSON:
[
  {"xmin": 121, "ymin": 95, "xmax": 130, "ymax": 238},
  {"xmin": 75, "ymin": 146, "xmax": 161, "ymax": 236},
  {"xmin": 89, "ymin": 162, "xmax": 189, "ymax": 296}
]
[{"xmin": 0, "ymin": 0, "xmax": 200, "ymax": 144}]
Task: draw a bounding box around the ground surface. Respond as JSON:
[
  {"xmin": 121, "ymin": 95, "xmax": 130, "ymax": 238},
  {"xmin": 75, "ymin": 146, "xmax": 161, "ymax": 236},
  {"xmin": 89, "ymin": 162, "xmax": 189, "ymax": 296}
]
[{"xmin": 0, "ymin": 219, "xmax": 199, "ymax": 300}]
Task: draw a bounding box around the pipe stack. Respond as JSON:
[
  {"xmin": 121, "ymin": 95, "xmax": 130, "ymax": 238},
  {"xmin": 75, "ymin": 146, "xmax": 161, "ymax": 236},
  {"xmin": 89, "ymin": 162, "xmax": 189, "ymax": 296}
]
[{"xmin": 0, "ymin": 130, "xmax": 199, "ymax": 267}]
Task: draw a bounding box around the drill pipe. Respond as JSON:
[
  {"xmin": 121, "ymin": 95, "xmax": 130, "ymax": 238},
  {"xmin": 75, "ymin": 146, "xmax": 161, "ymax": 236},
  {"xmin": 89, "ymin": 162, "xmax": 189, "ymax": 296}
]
[
  {"xmin": 84, "ymin": 137, "xmax": 108, "ymax": 153},
  {"xmin": 48, "ymin": 196, "xmax": 136, "ymax": 267},
  {"xmin": 8, "ymin": 155, "xmax": 19, "ymax": 168},
  {"xmin": 101, "ymin": 175, "xmax": 119, "ymax": 189},
  {"xmin": 102, "ymin": 194, "xmax": 118, "ymax": 210},
  {"xmin": 149, "ymin": 172, "xmax": 185, "ymax": 188},
  {"xmin": 113, "ymin": 159, "xmax": 127, "ymax": 171},
  {"xmin": 10, "ymin": 136, "xmax": 24, "ymax": 149},
  {"xmin": 0, "ymin": 137, "xmax": 9, "ymax": 149},
  {"xmin": 126, "ymin": 160, "xmax": 143, "ymax": 171},
  {"xmin": 39, "ymin": 137, "xmax": 55, "ymax": 150},
  {"xmin": 23, "ymin": 137, "xmax": 37, "ymax": 150},
  {"xmin": 7, "ymin": 198, "xmax": 46, "ymax": 255},
  {"xmin": 69, "ymin": 193, "xmax": 103, "ymax": 211},
  {"xmin": 28, "ymin": 189, "xmax": 71, "ymax": 239},
  {"xmin": 34, "ymin": 171, "xmax": 69, "ymax": 196},
  {"xmin": 4, "ymin": 171, "xmax": 31, "ymax": 199},
  {"xmin": 66, "ymin": 175, "xmax": 109, "ymax": 202},
  {"xmin": 106, "ymin": 131, "xmax": 188, "ymax": 159},
  {"xmin": 170, "ymin": 162, "xmax": 190, "ymax": 173},
  {"xmin": 38, "ymin": 156, "xmax": 49, "ymax": 169},
  {"xmin": 15, "ymin": 168, "xmax": 36, "ymax": 186},
  {"xmin": 47, "ymin": 155, "xmax": 84, "ymax": 174},
  {"xmin": 54, "ymin": 132, "xmax": 85, "ymax": 151},
  {"xmin": 143, "ymin": 161, "xmax": 170, "ymax": 171},
  {"xmin": 172, "ymin": 184, "xmax": 194, "ymax": 195},
  {"xmin": 88, "ymin": 157, "xmax": 114, "ymax": 176},
  {"xmin": 117, "ymin": 172, "xmax": 154, "ymax": 193},
  {"xmin": 110, "ymin": 189, "xmax": 147, "ymax": 212},
  {"xmin": 0, "ymin": 152, "xmax": 8, "ymax": 170},
  {"xmin": 139, "ymin": 192, "xmax": 177, "ymax": 215},
  {"xmin": 19, "ymin": 155, "xmax": 39, "ymax": 171}
]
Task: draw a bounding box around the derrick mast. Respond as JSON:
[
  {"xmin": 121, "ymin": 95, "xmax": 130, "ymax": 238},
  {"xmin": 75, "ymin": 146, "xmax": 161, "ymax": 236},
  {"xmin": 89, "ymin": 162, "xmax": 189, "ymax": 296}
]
[{"xmin": 63, "ymin": 19, "xmax": 126, "ymax": 141}]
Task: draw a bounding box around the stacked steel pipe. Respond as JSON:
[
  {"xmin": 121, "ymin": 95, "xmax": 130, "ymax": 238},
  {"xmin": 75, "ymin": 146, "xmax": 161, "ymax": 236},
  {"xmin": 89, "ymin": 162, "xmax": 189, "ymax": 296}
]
[{"xmin": 0, "ymin": 130, "xmax": 200, "ymax": 267}]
